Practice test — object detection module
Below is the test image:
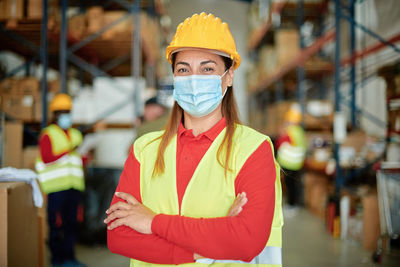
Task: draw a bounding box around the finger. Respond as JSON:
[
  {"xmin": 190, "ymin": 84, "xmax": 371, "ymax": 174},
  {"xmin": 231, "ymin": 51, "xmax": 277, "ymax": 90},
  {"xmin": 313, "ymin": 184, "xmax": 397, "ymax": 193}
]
[
  {"xmin": 234, "ymin": 194, "xmax": 246, "ymax": 207},
  {"xmin": 234, "ymin": 206, "xmax": 243, "ymax": 216},
  {"xmin": 229, "ymin": 195, "xmax": 243, "ymax": 211},
  {"xmin": 107, "ymin": 217, "xmax": 127, "ymax": 230},
  {"xmin": 236, "ymin": 207, "xmax": 242, "ymax": 214},
  {"xmin": 229, "ymin": 206, "xmax": 242, "ymax": 217},
  {"xmin": 106, "ymin": 201, "xmax": 132, "ymax": 214},
  {"xmin": 228, "ymin": 208, "xmax": 234, "ymax": 216},
  {"xmin": 115, "ymin": 192, "xmax": 139, "ymax": 205},
  {"xmin": 237, "ymin": 193, "xmax": 247, "ymax": 205},
  {"xmin": 104, "ymin": 210, "xmax": 130, "ymax": 224},
  {"xmin": 238, "ymin": 196, "xmax": 248, "ymax": 207},
  {"xmin": 229, "ymin": 201, "xmax": 242, "ymax": 216},
  {"xmin": 228, "ymin": 210, "xmax": 236, "ymax": 216}
]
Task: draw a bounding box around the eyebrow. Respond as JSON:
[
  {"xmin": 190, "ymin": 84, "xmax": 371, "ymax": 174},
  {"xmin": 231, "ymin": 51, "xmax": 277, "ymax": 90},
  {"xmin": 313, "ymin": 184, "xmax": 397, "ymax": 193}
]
[
  {"xmin": 176, "ymin": 61, "xmax": 190, "ymax": 66},
  {"xmin": 175, "ymin": 60, "xmax": 217, "ymax": 66},
  {"xmin": 200, "ymin": 60, "xmax": 217, "ymax": 65}
]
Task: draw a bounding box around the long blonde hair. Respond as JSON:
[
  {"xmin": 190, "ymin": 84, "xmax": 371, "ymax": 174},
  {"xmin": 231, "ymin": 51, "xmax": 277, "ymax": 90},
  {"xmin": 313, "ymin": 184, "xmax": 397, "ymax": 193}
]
[{"xmin": 152, "ymin": 55, "xmax": 241, "ymax": 177}]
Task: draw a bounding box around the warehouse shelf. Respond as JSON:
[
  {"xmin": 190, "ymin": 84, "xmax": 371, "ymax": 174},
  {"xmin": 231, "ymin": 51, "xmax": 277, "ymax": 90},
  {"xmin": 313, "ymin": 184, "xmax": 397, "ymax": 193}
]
[
  {"xmin": 0, "ymin": 16, "xmax": 157, "ymax": 77},
  {"xmin": 247, "ymin": 0, "xmax": 328, "ymax": 50},
  {"xmin": 0, "ymin": 0, "xmax": 166, "ymax": 130},
  {"xmin": 247, "ymin": 0, "xmax": 400, "ymax": 200},
  {"xmin": 0, "ymin": 18, "xmax": 59, "ymax": 57},
  {"xmin": 249, "ymin": 54, "xmax": 334, "ymax": 93}
]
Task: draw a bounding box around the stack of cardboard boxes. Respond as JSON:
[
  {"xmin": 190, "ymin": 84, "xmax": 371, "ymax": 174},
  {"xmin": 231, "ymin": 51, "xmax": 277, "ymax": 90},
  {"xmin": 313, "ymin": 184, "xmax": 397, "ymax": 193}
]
[
  {"xmin": 0, "ymin": 182, "xmax": 40, "ymax": 267},
  {"xmin": 0, "ymin": 0, "xmax": 42, "ymax": 20},
  {"xmin": 0, "ymin": 77, "xmax": 42, "ymax": 122}
]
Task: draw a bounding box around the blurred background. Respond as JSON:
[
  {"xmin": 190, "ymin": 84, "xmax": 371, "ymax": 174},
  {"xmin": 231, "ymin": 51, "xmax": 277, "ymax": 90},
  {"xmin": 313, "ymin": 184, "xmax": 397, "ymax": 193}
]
[{"xmin": 0, "ymin": 0, "xmax": 400, "ymax": 266}]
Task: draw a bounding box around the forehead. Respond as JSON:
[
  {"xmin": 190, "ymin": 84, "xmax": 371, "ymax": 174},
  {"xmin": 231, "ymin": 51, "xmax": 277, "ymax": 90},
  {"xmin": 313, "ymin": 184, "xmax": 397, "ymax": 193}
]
[{"xmin": 174, "ymin": 49, "xmax": 225, "ymax": 65}]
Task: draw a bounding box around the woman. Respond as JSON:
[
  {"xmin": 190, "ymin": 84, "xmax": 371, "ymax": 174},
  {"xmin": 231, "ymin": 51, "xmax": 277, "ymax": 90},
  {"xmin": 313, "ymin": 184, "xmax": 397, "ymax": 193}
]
[{"xmin": 105, "ymin": 12, "xmax": 283, "ymax": 266}]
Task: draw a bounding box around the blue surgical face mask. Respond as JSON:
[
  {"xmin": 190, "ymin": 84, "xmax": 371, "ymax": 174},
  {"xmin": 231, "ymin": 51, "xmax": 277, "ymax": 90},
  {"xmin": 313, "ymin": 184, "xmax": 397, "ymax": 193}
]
[
  {"xmin": 57, "ymin": 113, "xmax": 72, "ymax": 130},
  {"xmin": 173, "ymin": 70, "xmax": 228, "ymax": 117}
]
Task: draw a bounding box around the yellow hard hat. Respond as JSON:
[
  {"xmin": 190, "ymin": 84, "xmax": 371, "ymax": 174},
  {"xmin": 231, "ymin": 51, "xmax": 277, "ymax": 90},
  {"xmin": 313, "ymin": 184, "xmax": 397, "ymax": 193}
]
[
  {"xmin": 285, "ymin": 103, "xmax": 302, "ymax": 124},
  {"xmin": 49, "ymin": 93, "xmax": 72, "ymax": 112},
  {"xmin": 165, "ymin": 12, "xmax": 241, "ymax": 69}
]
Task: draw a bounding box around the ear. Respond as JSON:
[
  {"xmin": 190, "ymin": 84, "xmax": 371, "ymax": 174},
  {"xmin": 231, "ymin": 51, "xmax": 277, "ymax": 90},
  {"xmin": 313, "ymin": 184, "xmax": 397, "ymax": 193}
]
[{"xmin": 226, "ymin": 66, "xmax": 234, "ymax": 87}]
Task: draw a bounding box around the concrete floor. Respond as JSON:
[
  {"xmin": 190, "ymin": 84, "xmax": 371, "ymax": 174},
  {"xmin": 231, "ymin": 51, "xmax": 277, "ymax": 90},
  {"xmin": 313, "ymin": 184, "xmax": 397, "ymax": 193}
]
[
  {"xmin": 46, "ymin": 208, "xmax": 400, "ymax": 267},
  {"xmin": 282, "ymin": 209, "xmax": 399, "ymax": 267}
]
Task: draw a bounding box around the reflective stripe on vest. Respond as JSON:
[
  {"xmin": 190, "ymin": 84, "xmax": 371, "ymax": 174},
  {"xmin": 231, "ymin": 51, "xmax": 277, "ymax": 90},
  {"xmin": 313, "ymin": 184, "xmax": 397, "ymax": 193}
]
[
  {"xmin": 130, "ymin": 124, "xmax": 283, "ymax": 267},
  {"xmin": 196, "ymin": 246, "xmax": 282, "ymax": 265},
  {"xmin": 277, "ymin": 125, "xmax": 306, "ymax": 171},
  {"xmin": 35, "ymin": 124, "xmax": 84, "ymax": 194},
  {"xmin": 277, "ymin": 142, "xmax": 306, "ymax": 170}
]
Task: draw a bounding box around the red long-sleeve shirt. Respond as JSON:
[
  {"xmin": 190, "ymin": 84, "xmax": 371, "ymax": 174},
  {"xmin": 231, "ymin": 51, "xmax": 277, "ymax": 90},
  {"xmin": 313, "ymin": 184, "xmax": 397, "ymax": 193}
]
[{"xmin": 107, "ymin": 118, "xmax": 276, "ymax": 264}]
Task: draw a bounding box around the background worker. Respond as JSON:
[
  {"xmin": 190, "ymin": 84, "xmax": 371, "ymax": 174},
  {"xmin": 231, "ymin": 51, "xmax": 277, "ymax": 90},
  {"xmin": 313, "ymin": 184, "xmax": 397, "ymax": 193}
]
[
  {"xmin": 135, "ymin": 96, "xmax": 170, "ymax": 139},
  {"xmin": 276, "ymin": 103, "xmax": 307, "ymax": 215},
  {"xmin": 105, "ymin": 12, "xmax": 283, "ymax": 266},
  {"xmin": 35, "ymin": 93, "xmax": 86, "ymax": 267}
]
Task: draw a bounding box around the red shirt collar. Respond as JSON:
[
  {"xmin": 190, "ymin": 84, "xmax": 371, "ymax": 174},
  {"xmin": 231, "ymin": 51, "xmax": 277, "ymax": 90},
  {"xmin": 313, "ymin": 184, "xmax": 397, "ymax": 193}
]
[{"xmin": 178, "ymin": 117, "xmax": 226, "ymax": 141}]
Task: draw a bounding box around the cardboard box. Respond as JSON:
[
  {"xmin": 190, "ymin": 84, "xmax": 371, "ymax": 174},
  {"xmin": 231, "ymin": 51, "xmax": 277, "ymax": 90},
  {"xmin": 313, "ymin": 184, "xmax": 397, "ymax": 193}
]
[
  {"xmin": 87, "ymin": 6, "xmax": 104, "ymax": 34},
  {"xmin": 1, "ymin": 94, "xmax": 35, "ymax": 121},
  {"xmin": 304, "ymin": 171, "xmax": 329, "ymax": 219},
  {"xmin": 0, "ymin": 1, "xmax": 5, "ymax": 19},
  {"xmin": 48, "ymin": 79, "xmax": 61, "ymax": 94},
  {"xmin": 3, "ymin": 0, "xmax": 24, "ymax": 19},
  {"xmin": 37, "ymin": 193, "xmax": 47, "ymax": 267},
  {"xmin": 389, "ymin": 109, "xmax": 400, "ymax": 132},
  {"xmin": 22, "ymin": 146, "xmax": 39, "ymax": 170},
  {"xmin": 263, "ymin": 104, "xmax": 278, "ymax": 137},
  {"xmin": 0, "ymin": 78, "xmax": 19, "ymax": 95},
  {"xmin": 4, "ymin": 121, "xmax": 23, "ymax": 168},
  {"xmin": 102, "ymin": 11, "xmax": 131, "ymax": 40},
  {"xmin": 18, "ymin": 77, "xmax": 40, "ymax": 96},
  {"xmin": 304, "ymin": 113, "xmax": 334, "ymax": 130},
  {"xmin": 362, "ymin": 192, "xmax": 380, "ymax": 251},
  {"xmin": 342, "ymin": 130, "xmax": 367, "ymax": 154},
  {"xmin": 275, "ymin": 29, "xmax": 300, "ymax": 66},
  {"xmin": 68, "ymin": 15, "xmax": 86, "ymax": 40},
  {"xmin": 0, "ymin": 182, "xmax": 39, "ymax": 267},
  {"xmin": 37, "ymin": 214, "xmax": 46, "ymax": 267},
  {"xmin": 259, "ymin": 45, "xmax": 277, "ymax": 75},
  {"xmin": 27, "ymin": 0, "xmax": 42, "ymax": 18},
  {"xmin": 33, "ymin": 93, "xmax": 52, "ymax": 123},
  {"xmin": 262, "ymin": 101, "xmax": 294, "ymax": 137}
]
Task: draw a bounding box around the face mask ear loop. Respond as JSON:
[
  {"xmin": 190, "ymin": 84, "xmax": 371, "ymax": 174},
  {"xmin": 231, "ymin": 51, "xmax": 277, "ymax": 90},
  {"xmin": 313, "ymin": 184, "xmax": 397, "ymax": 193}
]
[
  {"xmin": 220, "ymin": 69, "xmax": 229, "ymax": 78},
  {"xmin": 222, "ymin": 86, "xmax": 229, "ymax": 97},
  {"xmin": 220, "ymin": 69, "xmax": 230, "ymax": 97}
]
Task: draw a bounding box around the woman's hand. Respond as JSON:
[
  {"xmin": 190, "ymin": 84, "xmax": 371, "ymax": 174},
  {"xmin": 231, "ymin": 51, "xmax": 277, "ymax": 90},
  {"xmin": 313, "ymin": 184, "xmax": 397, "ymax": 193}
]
[
  {"xmin": 104, "ymin": 192, "xmax": 156, "ymax": 234},
  {"xmin": 227, "ymin": 192, "xmax": 248, "ymax": 217}
]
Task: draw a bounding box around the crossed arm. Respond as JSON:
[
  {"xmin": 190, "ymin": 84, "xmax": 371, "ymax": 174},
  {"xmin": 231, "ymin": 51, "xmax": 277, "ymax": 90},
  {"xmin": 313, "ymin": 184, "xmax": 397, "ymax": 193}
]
[{"xmin": 105, "ymin": 141, "xmax": 276, "ymax": 264}]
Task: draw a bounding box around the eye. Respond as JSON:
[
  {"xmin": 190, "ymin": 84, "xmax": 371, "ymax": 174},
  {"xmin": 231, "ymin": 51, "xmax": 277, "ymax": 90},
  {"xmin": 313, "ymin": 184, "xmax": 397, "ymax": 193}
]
[
  {"xmin": 177, "ymin": 68, "xmax": 188, "ymax": 73},
  {"xmin": 202, "ymin": 66, "xmax": 215, "ymax": 73}
]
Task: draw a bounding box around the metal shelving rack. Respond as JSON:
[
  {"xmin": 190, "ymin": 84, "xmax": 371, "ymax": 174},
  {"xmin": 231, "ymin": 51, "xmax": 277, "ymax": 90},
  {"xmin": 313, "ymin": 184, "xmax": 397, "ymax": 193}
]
[
  {"xmin": 58, "ymin": 0, "xmax": 146, "ymax": 129},
  {"xmin": 247, "ymin": 0, "xmax": 333, "ymax": 137},
  {"xmin": 1, "ymin": 0, "xmax": 162, "ymax": 131},
  {"xmin": 333, "ymin": 0, "xmax": 400, "ymax": 195},
  {"xmin": 247, "ymin": 0, "xmax": 400, "ymax": 195}
]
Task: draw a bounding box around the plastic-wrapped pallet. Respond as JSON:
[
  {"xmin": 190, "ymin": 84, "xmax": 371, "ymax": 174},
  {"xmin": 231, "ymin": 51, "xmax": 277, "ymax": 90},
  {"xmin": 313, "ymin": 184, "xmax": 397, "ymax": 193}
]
[
  {"xmin": 93, "ymin": 77, "xmax": 145, "ymax": 124},
  {"xmin": 93, "ymin": 128, "xmax": 136, "ymax": 168},
  {"xmin": 71, "ymin": 87, "xmax": 96, "ymax": 124}
]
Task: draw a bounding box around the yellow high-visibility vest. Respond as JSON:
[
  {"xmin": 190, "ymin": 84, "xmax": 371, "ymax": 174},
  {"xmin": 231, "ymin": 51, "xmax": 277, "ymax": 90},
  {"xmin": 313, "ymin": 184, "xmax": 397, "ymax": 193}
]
[
  {"xmin": 131, "ymin": 124, "xmax": 283, "ymax": 267},
  {"xmin": 277, "ymin": 125, "xmax": 307, "ymax": 171},
  {"xmin": 35, "ymin": 124, "xmax": 85, "ymax": 194}
]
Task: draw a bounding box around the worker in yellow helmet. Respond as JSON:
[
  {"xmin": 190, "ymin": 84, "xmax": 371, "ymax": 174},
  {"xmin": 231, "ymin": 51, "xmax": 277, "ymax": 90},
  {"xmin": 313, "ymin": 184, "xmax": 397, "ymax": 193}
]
[
  {"xmin": 35, "ymin": 93, "xmax": 86, "ymax": 267},
  {"xmin": 276, "ymin": 103, "xmax": 307, "ymax": 217},
  {"xmin": 105, "ymin": 13, "xmax": 283, "ymax": 266}
]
